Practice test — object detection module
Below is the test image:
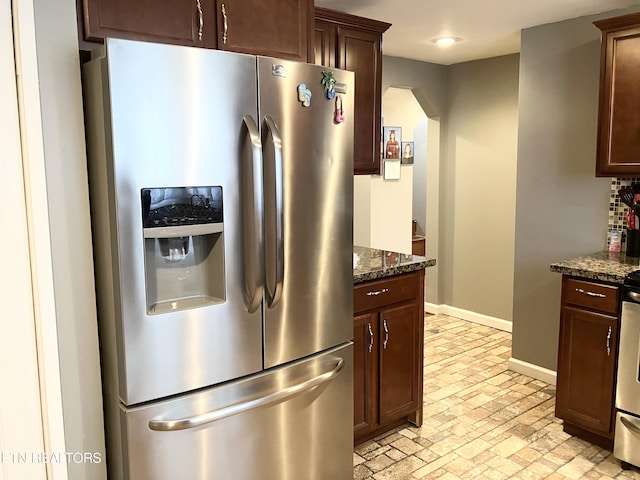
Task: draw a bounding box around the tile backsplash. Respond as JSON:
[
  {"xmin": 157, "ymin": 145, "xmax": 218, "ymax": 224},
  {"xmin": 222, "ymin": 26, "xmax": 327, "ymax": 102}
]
[{"xmin": 608, "ymin": 178, "xmax": 640, "ymax": 246}]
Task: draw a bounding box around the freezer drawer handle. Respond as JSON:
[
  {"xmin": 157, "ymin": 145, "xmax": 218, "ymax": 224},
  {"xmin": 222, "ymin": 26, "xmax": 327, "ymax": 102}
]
[
  {"xmin": 620, "ymin": 416, "xmax": 640, "ymax": 435},
  {"xmin": 148, "ymin": 358, "xmax": 344, "ymax": 432},
  {"xmin": 241, "ymin": 115, "xmax": 264, "ymax": 314}
]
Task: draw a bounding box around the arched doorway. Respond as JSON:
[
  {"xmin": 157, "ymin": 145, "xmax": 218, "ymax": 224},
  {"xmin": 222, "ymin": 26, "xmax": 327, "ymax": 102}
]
[{"xmin": 352, "ymin": 85, "xmax": 440, "ymax": 305}]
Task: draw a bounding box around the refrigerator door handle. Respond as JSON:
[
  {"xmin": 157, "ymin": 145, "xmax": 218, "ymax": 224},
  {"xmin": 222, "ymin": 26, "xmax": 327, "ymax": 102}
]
[
  {"xmin": 241, "ymin": 115, "xmax": 264, "ymax": 313},
  {"xmin": 262, "ymin": 115, "xmax": 284, "ymax": 308},
  {"xmin": 148, "ymin": 357, "xmax": 344, "ymax": 432}
]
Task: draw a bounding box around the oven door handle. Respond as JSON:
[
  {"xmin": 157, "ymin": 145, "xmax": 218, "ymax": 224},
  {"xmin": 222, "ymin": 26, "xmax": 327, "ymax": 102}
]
[
  {"xmin": 620, "ymin": 416, "xmax": 640, "ymax": 435},
  {"xmin": 148, "ymin": 358, "xmax": 344, "ymax": 431},
  {"xmin": 626, "ymin": 290, "xmax": 640, "ymax": 303}
]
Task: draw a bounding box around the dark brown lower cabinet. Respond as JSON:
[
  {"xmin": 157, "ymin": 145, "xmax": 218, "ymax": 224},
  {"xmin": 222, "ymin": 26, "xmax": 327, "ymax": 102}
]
[
  {"xmin": 354, "ymin": 312, "xmax": 378, "ymax": 438},
  {"xmin": 378, "ymin": 303, "xmax": 421, "ymax": 424},
  {"xmin": 353, "ymin": 270, "xmax": 424, "ymax": 444},
  {"xmin": 555, "ymin": 275, "xmax": 620, "ymax": 449}
]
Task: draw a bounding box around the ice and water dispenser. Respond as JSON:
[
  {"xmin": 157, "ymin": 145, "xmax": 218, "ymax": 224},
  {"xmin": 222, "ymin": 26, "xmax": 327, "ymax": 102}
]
[{"xmin": 142, "ymin": 186, "xmax": 225, "ymax": 314}]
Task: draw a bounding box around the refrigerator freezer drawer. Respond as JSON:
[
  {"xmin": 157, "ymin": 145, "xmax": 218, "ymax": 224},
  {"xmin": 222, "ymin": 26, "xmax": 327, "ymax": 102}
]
[{"xmin": 115, "ymin": 343, "xmax": 353, "ymax": 480}]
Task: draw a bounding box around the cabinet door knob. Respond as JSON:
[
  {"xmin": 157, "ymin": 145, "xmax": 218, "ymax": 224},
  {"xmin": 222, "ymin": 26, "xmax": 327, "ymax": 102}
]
[
  {"xmin": 606, "ymin": 325, "xmax": 612, "ymax": 356},
  {"xmin": 221, "ymin": 3, "xmax": 228, "ymax": 44},
  {"xmin": 368, "ymin": 323, "xmax": 374, "ymax": 353}
]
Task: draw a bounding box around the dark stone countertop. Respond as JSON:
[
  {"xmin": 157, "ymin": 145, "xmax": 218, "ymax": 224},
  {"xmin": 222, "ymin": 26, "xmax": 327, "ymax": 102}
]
[
  {"xmin": 353, "ymin": 245, "xmax": 436, "ymax": 284},
  {"xmin": 549, "ymin": 251, "xmax": 640, "ymax": 284}
]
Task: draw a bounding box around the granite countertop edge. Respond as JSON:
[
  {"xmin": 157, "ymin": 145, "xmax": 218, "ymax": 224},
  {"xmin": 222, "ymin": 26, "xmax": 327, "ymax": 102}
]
[
  {"xmin": 549, "ymin": 251, "xmax": 640, "ymax": 285},
  {"xmin": 353, "ymin": 245, "xmax": 436, "ymax": 285}
]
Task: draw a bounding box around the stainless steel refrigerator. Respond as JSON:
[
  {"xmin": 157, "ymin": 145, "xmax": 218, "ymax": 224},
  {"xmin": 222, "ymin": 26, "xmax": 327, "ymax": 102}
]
[{"xmin": 82, "ymin": 38, "xmax": 354, "ymax": 480}]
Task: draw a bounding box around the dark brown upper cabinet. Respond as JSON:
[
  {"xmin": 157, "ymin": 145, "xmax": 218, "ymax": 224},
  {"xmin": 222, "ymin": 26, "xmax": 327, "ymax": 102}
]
[
  {"xmin": 314, "ymin": 8, "xmax": 390, "ymax": 175},
  {"xmin": 595, "ymin": 13, "xmax": 640, "ymax": 176},
  {"xmin": 81, "ymin": 0, "xmax": 216, "ymax": 49},
  {"xmin": 213, "ymin": 0, "xmax": 312, "ymax": 61},
  {"xmin": 80, "ymin": 0, "xmax": 312, "ymax": 61}
]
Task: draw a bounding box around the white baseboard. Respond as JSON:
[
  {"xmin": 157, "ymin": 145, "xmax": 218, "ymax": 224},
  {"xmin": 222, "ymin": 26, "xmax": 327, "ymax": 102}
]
[
  {"xmin": 507, "ymin": 357, "xmax": 557, "ymax": 386},
  {"xmin": 423, "ymin": 303, "xmax": 556, "ymax": 385},
  {"xmin": 424, "ymin": 302, "xmax": 512, "ymax": 333}
]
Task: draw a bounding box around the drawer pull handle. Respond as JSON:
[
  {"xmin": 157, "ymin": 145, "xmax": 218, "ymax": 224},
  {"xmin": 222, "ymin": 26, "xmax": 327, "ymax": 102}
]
[
  {"xmin": 367, "ymin": 288, "xmax": 389, "ymax": 297},
  {"xmin": 221, "ymin": 3, "xmax": 228, "ymax": 44},
  {"xmin": 368, "ymin": 323, "xmax": 374, "ymax": 353},
  {"xmin": 196, "ymin": 0, "xmax": 203, "ymax": 41},
  {"xmin": 606, "ymin": 326, "xmax": 612, "ymax": 357},
  {"xmin": 383, "ymin": 319, "xmax": 389, "ymax": 349},
  {"xmin": 575, "ymin": 288, "xmax": 606, "ymax": 298}
]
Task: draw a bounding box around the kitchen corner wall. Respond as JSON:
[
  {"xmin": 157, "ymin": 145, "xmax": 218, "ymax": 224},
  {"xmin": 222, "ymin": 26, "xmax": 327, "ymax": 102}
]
[
  {"xmin": 511, "ymin": 7, "xmax": 640, "ymax": 373},
  {"xmin": 372, "ymin": 54, "xmax": 519, "ymax": 319},
  {"xmin": 374, "ymin": 4, "xmax": 640, "ymax": 376}
]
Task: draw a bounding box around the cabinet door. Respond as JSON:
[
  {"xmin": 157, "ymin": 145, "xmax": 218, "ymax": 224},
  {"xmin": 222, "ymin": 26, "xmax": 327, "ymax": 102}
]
[
  {"xmin": 82, "ymin": 0, "xmax": 215, "ymax": 47},
  {"xmin": 214, "ymin": 0, "xmax": 311, "ymax": 61},
  {"xmin": 595, "ymin": 14, "xmax": 640, "ymax": 176},
  {"xmin": 313, "ymin": 20, "xmax": 335, "ymax": 67},
  {"xmin": 353, "ymin": 312, "xmax": 378, "ymax": 437},
  {"xmin": 378, "ymin": 302, "xmax": 421, "ymax": 424},
  {"xmin": 337, "ymin": 26, "xmax": 383, "ymax": 175},
  {"xmin": 556, "ymin": 306, "xmax": 618, "ymax": 436}
]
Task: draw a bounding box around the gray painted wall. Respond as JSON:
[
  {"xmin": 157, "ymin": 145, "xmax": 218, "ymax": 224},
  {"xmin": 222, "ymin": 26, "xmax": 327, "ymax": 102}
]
[
  {"xmin": 512, "ymin": 7, "xmax": 640, "ymax": 371},
  {"xmin": 443, "ymin": 55, "xmax": 520, "ymax": 321},
  {"xmin": 382, "ymin": 54, "xmax": 519, "ymax": 319},
  {"xmin": 381, "ymin": 56, "xmax": 448, "ymax": 305},
  {"xmin": 382, "ymin": 56, "xmax": 448, "ymax": 118},
  {"xmin": 413, "ymin": 116, "xmax": 427, "ymax": 237}
]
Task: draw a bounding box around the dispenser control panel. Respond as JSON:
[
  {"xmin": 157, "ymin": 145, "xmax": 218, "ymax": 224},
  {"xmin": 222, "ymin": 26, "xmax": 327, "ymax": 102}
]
[{"xmin": 141, "ymin": 186, "xmax": 223, "ymax": 228}]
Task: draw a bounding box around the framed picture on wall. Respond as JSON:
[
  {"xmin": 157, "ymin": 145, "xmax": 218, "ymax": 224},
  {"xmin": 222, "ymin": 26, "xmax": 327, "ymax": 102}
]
[
  {"xmin": 383, "ymin": 159, "xmax": 401, "ymax": 180},
  {"xmin": 401, "ymin": 142, "xmax": 414, "ymax": 164},
  {"xmin": 383, "ymin": 127, "xmax": 402, "ymax": 159}
]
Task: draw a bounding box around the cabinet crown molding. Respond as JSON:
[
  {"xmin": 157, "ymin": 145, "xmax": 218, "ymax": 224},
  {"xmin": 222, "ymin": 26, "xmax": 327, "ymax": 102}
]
[{"xmin": 315, "ymin": 7, "xmax": 390, "ymax": 33}]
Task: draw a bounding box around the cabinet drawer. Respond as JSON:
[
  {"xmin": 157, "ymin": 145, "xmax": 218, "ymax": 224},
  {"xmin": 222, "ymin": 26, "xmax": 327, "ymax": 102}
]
[
  {"xmin": 562, "ymin": 277, "xmax": 620, "ymax": 315},
  {"xmin": 354, "ymin": 272, "xmax": 419, "ymax": 313}
]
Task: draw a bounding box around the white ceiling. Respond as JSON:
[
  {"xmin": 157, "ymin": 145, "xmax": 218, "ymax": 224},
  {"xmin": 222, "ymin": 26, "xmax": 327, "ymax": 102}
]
[{"xmin": 314, "ymin": 0, "xmax": 640, "ymax": 65}]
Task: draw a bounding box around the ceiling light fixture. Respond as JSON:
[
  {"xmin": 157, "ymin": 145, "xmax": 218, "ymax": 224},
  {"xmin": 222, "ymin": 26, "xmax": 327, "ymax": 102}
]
[{"xmin": 432, "ymin": 37, "xmax": 460, "ymax": 46}]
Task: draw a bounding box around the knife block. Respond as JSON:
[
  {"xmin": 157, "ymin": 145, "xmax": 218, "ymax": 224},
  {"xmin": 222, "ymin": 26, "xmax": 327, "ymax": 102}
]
[{"xmin": 626, "ymin": 229, "xmax": 640, "ymax": 257}]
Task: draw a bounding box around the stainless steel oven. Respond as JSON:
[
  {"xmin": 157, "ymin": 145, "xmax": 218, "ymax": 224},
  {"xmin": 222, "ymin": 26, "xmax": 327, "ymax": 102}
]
[{"xmin": 614, "ymin": 272, "xmax": 640, "ymax": 471}]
